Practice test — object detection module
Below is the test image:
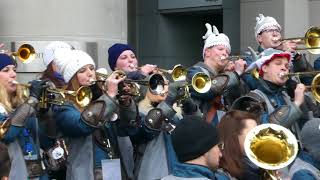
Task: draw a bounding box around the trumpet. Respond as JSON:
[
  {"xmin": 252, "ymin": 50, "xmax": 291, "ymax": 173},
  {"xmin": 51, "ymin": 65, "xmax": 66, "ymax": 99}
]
[
  {"xmin": 12, "ymin": 81, "xmax": 92, "ymax": 108},
  {"xmin": 95, "ymin": 70, "xmax": 168, "ymax": 96},
  {"xmin": 44, "ymin": 86, "xmax": 93, "ymax": 108},
  {"xmin": 245, "ymin": 123, "xmax": 298, "ymax": 180},
  {"xmin": 133, "ymin": 64, "xmax": 187, "ymax": 81},
  {"xmin": 11, "ymin": 44, "xmax": 40, "ymax": 63}
]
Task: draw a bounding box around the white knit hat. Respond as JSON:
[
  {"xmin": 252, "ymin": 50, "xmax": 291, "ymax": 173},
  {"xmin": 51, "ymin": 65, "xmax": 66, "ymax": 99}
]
[
  {"xmin": 55, "ymin": 49, "xmax": 95, "ymax": 83},
  {"xmin": 43, "ymin": 41, "xmax": 72, "ymax": 67},
  {"xmin": 254, "ymin": 14, "xmax": 281, "ymax": 42},
  {"xmin": 202, "ymin": 23, "xmax": 231, "ymax": 58}
]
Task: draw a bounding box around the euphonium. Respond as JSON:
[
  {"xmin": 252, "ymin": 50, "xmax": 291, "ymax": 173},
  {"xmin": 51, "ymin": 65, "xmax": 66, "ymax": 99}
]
[{"xmin": 245, "ymin": 123, "xmax": 298, "ymax": 180}]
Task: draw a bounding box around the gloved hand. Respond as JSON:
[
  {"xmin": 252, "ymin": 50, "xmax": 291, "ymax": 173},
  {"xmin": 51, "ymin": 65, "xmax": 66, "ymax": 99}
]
[
  {"xmin": 165, "ymin": 81, "xmax": 187, "ymax": 106},
  {"xmin": 29, "ymin": 80, "xmax": 48, "ymax": 100}
]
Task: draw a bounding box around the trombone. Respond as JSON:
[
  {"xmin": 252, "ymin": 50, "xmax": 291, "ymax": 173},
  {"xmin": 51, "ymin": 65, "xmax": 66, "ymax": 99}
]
[
  {"xmin": 280, "ymin": 27, "xmax": 320, "ymax": 54},
  {"xmin": 279, "ymin": 72, "xmax": 320, "ymax": 103}
]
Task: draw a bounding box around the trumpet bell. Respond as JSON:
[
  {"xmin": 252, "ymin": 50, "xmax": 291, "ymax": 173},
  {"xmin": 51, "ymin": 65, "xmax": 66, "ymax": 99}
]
[
  {"xmin": 12, "ymin": 44, "xmax": 36, "ymax": 63},
  {"xmin": 74, "ymin": 86, "xmax": 93, "ymax": 108},
  {"xmin": 244, "ymin": 123, "xmax": 298, "ymax": 171},
  {"xmin": 149, "ymin": 73, "xmax": 166, "ymax": 95},
  {"xmin": 305, "ymin": 27, "xmax": 320, "ymax": 54},
  {"xmin": 171, "ymin": 65, "xmax": 187, "ymax": 81},
  {"xmin": 311, "ymin": 73, "xmax": 320, "ymax": 103},
  {"xmin": 191, "ymin": 72, "xmax": 211, "ymax": 93}
]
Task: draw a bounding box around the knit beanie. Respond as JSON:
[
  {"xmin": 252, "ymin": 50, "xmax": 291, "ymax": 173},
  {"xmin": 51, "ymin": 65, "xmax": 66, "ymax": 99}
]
[
  {"xmin": 301, "ymin": 118, "xmax": 320, "ymax": 161},
  {"xmin": 0, "ymin": 54, "xmax": 16, "ymax": 71},
  {"xmin": 245, "ymin": 48, "xmax": 291, "ymax": 76},
  {"xmin": 202, "ymin": 23, "xmax": 231, "ymax": 59},
  {"xmin": 43, "ymin": 41, "xmax": 72, "ymax": 67},
  {"xmin": 108, "ymin": 43, "xmax": 134, "ymax": 71},
  {"xmin": 254, "ymin": 14, "xmax": 281, "ymax": 42},
  {"xmin": 55, "ymin": 49, "xmax": 95, "ymax": 83},
  {"xmin": 171, "ymin": 116, "xmax": 220, "ymax": 162}
]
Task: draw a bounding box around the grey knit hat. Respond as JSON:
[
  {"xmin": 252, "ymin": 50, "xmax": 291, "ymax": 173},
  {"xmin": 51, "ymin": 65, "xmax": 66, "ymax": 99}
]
[{"xmin": 301, "ymin": 118, "xmax": 320, "ymax": 160}]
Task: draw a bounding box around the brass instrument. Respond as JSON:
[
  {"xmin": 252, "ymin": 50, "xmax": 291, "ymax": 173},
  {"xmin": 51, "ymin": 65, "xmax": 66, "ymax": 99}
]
[
  {"xmin": 12, "ymin": 81, "xmax": 92, "ymax": 108},
  {"xmin": 245, "ymin": 123, "xmax": 298, "ymax": 180},
  {"xmin": 190, "ymin": 72, "xmax": 211, "ymax": 93},
  {"xmin": 135, "ymin": 64, "xmax": 187, "ymax": 81},
  {"xmin": 0, "ymin": 119, "xmax": 11, "ymax": 139},
  {"xmin": 95, "ymin": 70, "xmax": 168, "ymax": 96},
  {"xmin": 43, "ymin": 86, "xmax": 93, "ymax": 108},
  {"xmin": 11, "ymin": 44, "xmax": 39, "ymax": 63},
  {"xmin": 279, "ymin": 72, "xmax": 320, "ymax": 102},
  {"xmin": 157, "ymin": 64, "xmax": 187, "ymax": 81},
  {"xmin": 281, "ymin": 27, "xmax": 320, "ymax": 54}
]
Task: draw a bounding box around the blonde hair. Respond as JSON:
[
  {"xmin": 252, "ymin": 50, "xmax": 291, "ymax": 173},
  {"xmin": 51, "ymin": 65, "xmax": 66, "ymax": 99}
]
[{"xmin": 0, "ymin": 83, "xmax": 26, "ymax": 113}]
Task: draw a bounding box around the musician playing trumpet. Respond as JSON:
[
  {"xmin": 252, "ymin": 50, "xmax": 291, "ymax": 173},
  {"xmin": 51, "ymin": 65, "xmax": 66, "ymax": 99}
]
[
  {"xmin": 108, "ymin": 43, "xmax": 158, "ymax": 79},
  {"xmin": 52, "ymin": 49, "xmax": 141, "ymax": 180},
  {"xmin": 0, "ymin": 54, "xmax": 49, "ymax": 179},
  {"xmin": 243, "ymin": 14, "xmax": 314, "ymax": 91},
  {"xmin": 187, "ymin": 22, "xmax": 247, "ymax": 124},
  {"xmin": 232, "ymin": 48, "xmax": 308, "ymax": 130}
]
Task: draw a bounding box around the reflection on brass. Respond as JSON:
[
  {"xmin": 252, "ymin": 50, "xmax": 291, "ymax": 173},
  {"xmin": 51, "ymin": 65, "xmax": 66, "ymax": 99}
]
[{"xmin": 250, "ymin": 127, "xmax": 294, "ymax": 166}]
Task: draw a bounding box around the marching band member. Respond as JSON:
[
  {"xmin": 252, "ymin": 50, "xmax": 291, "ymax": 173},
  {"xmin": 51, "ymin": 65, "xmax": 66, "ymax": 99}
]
[
  {"xmin": 53, "ymin": 49, "xmax": 134, "ymax": 180},
  {"xmin": 39, "ymin": 41, "xmax": 73, "ymax": 179},
  {"xmin": 108, "ymin": 43, "xmax": 157, "ymax": 79},
  {"xmin": 232, "ymin": 48, "xmax": 305, "ymax": 128},
  {"xmin": 161, "ymin": 116, "xmax": 225, "ymax": 180},
  {"xmin": 243, "ymin": 14, "xmax": 314, "ymax": 90},
  {"xmin": 40, "ymin": 41, "xmax": 73, "ymax": 88},
  {"xmin": 217, "ymin": 110, "xmax": 260, "ymax": 180},
  {"xmin": 0, "ymin": 54, "xmax": 48, "ymax": 180},
  {"xmin": 187, "ymin": 22, "xmax": 246, "ymax": 125}
]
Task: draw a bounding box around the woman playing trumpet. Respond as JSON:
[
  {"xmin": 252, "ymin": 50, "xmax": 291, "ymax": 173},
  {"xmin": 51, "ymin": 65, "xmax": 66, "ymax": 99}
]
[
  {"xmin": 0, "ymin": 53, "xmax": 49, "ymax": 180},
  {"xmin": 52, "ymin": 49, "xmax": 140, "ymax": 180}
]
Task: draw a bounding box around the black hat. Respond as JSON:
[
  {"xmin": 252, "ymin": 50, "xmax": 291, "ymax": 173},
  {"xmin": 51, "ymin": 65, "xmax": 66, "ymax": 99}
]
[{"xmin": 171, "ymin": 116, "xmax": 219, "ymax": 162}]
